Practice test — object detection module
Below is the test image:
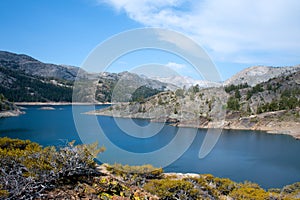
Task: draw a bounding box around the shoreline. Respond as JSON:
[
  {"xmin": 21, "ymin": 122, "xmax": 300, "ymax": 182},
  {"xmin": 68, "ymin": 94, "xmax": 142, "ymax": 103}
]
[
  {"xmin": 9, "ymin": 102, "xmax": 300, "ymax": 140},
  {"xmin": 86, "ymin": 111, "xmax": 300, "ymax": 140},
  {"xmin": 15, "ymin": 102, "xmax": 112, "ymax": 106},
  {"xmin": 171, "ymin": 121, "xmax": 300, "ymax": 140},
  {"xmin": 176, "ymin": 122, "xmax": 300, "ymax": 140},
  {"xmin": 0, "ymin": 110, "xmax": 25, "ymax": 118}
]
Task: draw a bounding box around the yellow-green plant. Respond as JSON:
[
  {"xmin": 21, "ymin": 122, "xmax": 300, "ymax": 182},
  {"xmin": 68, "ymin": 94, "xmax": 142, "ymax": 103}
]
[
  {"xmin": 229, "ymin": 182, "xmax": 269, "ymax": 200},
  {"xmin": 144, "ymin": 178, "xmax": 201, "ymax": 199},
  {"xmin": 106, "ymin": 163, "xmax": 163, "ymax": 186},
  {"xmin": 0, "ymin": 137, "xmax": 104, "ymax": 199}
]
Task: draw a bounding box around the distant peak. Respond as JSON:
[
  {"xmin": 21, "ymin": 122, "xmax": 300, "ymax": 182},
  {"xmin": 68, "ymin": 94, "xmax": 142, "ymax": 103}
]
[
  {"xmin": 225, "ymin": 65, "xmax": 300, "ymax": 86},
  {"xmin": 0, "ymin": 50, "xmax": 38, "ymax": 62}
]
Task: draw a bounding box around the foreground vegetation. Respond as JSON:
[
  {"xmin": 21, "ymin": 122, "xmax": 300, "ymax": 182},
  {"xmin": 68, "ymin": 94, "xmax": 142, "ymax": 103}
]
[
  {"xmin": 1, "ymin": 137, "xmax": 300, "ymax": 199},
  {"xmin": 0, "ymin": 137, "xmax": 104, "ymax": 199}
]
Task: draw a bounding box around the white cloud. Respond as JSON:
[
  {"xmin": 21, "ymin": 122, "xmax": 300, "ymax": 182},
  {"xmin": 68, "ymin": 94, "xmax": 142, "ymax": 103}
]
[
  {"xmin": 166, "ymin": 62, "xmax": 186, "ymax": 70},
  {"xmin": 99, "ymin": 0, "xmax": 300, "ymax": 66}
]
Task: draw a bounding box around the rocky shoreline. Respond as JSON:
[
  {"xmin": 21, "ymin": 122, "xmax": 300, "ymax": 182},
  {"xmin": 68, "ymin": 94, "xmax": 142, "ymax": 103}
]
[
  {"xmin": 15, "ymin": 102, "xmax": 111, "ymax": 106},
  {"xmin": 87, "ymin": 107, "xmax": 300, "ymax": 140},
  {"xmin": 175, "ymin": 120, "xmax": 300, "ymax": 140},
  {"xmin": 0, "ymin": 109, "xmax": 24, "ymax": 118}
]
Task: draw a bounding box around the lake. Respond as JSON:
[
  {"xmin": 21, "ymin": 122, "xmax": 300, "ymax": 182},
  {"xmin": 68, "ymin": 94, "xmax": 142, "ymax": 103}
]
[{"xmin": 1, "ymin": 105, "xmax": 300, "ymax": 189}]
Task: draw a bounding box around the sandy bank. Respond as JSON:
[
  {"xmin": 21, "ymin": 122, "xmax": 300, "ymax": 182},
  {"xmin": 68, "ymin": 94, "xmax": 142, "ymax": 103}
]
[{"xmin": 15, "ymin": 102, "xmax": 112, "ymax": 106}]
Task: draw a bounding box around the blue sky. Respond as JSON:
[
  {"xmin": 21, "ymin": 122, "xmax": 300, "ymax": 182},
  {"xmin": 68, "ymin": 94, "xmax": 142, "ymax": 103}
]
[{"xmin": 0, "ymin": 0, "xmax": 299, "ymax": 80}]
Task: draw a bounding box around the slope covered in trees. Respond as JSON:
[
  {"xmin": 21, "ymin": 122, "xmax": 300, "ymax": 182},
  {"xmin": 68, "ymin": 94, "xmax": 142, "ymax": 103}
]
[
  {"xmin": 224, "ymin": 70, "xmax": 300, "ymax": 115},
  {"xmin": 0, "ymin": 66, "xmax": 73, "ymax": 102}
]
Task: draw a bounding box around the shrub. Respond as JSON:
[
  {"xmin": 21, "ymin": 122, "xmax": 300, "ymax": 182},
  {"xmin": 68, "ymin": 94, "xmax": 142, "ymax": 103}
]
[
  {"xmin": 0, "ymin": 137, "xmax": 104, "ymax": 199},
  {"xmin": 246, "ymin": 84, "xmax": 264, "ymax": 100},
  {"xmin": 227, "ymin": 97, "xmax": 240, "ymax": 111},
  {"xmin": 229, "ymin": 182, "xmax": 269, "ymax": 200},
  {"xmin": 235, "ymin": 89, "xmax": 241, "ymax": 99},
  {"xmin": 281, "ymin": 182, "xmax": 300, "ymax": 196},
  {"xmin": 158, "ymin": 97, "xmax": 164, "ymax": 105},
  {"xmin": 175, "ymin": 88, "xmax": 184, "ymax": 97},
  {"xmin": 214, "ymin": 177, "xmax": 237, "ymax": 195},
  {"xmin": 230, "ymin": 187, "xmax": 269, "ymax": 200},
  {"xmin": 144, "ymin": 179, "xmax": 201, "ymax": 199},
  {"xmin": 106, "ymin": 164, "xmax": 163, "ymax": 186},
  {"xmin": 188, "ymin": 84, "xmax": 200, "ymax": 94},
  {"xmin": 225, "ymin": 83, "xmax": 249, "ymax": 93}
]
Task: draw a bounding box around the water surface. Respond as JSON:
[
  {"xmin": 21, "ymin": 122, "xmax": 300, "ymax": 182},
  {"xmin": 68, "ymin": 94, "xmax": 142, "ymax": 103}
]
[{"xmin": 0, "ymin": 105, "xmax": 300, "ymax": 189}]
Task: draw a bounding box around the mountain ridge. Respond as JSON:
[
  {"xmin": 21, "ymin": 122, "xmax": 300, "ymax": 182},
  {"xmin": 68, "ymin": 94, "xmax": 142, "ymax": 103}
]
[
  {"xmin": 0, "ymin": 50, "xmax": 177, "ymax": 102},
  {"xmin": 1, "ymin": 50, "xmax": 300, "ymax": 106},
  {"xmin": 225, "ymin": 65, "xmax": 300, "ymax": 86},
  {"xmin": 0, "ymin": 50, "xmax": 87, "ymax": 81},
  {"xmin": 91, "ymin": 68, "xmax": 300, "ymax": 139},
  {"xmin": 149, "ymin": 75, "xmax": 222, "ymax": 88}
]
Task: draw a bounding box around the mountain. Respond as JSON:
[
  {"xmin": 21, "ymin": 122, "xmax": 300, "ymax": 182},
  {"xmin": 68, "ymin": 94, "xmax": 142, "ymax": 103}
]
[
  {"xmin": 0, "ymin": 51, "xmax": 88, "ymax": 81},
  {"xmin": 0, "ymin": 50, "xmax": 85, "ymax": 102},
  {"xmin": 84, "ymin": 71, "xmax": 178, "ymax": 102},
  {"xmin": 225, "ymin": 65, "xmax": 300, "ymax": 86},
  {"xmin": 92, "ymin": 67, "xmax": 300, "ymax": 139},
  {"xmin": 149, "ymin": 75, "xmax": 221, "ymax": 88},
  {"xmin": 0, "ymin": 51, "xmax": 176, "ymax": 102},
  {"xmin": 0, "ymin": 65, "xmax": 73, "ymax": 102},
  {"xmin": 1, "ymin": 50, "xmax": 299, "ymax": 107},
  {"xmin": 149, "ymin": 65, "xmax": 300, "ymax": 88}
]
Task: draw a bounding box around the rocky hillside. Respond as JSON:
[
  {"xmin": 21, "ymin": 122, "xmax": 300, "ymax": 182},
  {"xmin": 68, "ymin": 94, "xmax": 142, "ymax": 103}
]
[
  {"xmin": 95, "ymin": 71, "xmax": 177, "ymax": 102},
  {"xmin": 0, "ymin": 51, "xmax": 175, "ymax": 102},
  {"xmin": 90, "ymin": 85, "xmax": 228, "ymax": 124},
  {"xmin": 71, "ymin": 71, "xmax": 177, "ymax": 103},
  {"xmin": 225, "ymin": 65, "xmax": 300, "ymax": 86},
  {"xmin": 91, "ymin": 68, "xmax": 300, "ymax": 139},
  {"xmin": 1, "ymin": 50, "xmax": 299, "ymax": 107},
  {"xmin": 0, "ymin": 51, "xmax": 85, "ymax": 102},
  {"xmin": 0, "ymin": 51, "xmax": 88, "ymax": 81}
]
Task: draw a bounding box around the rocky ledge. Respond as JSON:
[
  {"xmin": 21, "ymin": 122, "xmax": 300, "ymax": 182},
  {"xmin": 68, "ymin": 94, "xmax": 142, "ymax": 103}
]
[
  {"xmin": 87, "ymin": 106, "xmax": 300, "ymax": 140},
  {"xmin": 0, "ymin": 109, "xmax": 24, "ymax": 118}
]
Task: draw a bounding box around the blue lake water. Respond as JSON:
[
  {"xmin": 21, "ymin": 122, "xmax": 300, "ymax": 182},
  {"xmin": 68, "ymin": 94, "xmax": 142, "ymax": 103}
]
[{"xmin": 0, "ymin": 105, "xmax": 300, "ymax": 189}]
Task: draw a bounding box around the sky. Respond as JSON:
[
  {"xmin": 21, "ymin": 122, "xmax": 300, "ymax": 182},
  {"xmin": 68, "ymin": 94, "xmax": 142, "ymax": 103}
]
[{"xmin": 0, "ymin": 0, "xmax": 299, "ymax": 80}]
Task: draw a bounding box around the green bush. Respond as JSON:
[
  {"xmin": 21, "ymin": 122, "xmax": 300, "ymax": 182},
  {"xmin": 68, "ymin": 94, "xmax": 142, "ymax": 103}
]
[
  {"xmin": 214, "ymin": 177, "xmax": 237, "ymax": 195},
  {"xmin": 225, "ymin": 83, "xmax": 249, "ymax": 93},
  {"xmin": 229, "ymin": 181, "xmax": 269, "ymax": 200},
  {"xmin": 227, "ymin": 97, "xmax": 240, "ymax": 111},
  {"xmin": 235, "ymin": 89, "xmax": 241, "ymax": 99},
  {"xmin": 144, "ymin": 178, "xmax": 201, "ymax": 199},
  {"xmin": 175, "ymin": 88, "xmax": 184, "ymax": 97},
  {"xmin": 106, "ymin": 163, "xmax": 163, "ymax": 186},
  {"xmin": 131, "ymin": 86, "xmax": 161, "ymax": 102},
  {"xmin": 246, "ymin": 84, "xmax": 264, "ymax": 100},
  {"xmin": 188, "ymin": 84, "xmax": 200, "ymax": 94},
  {"xmin": 0, "ymin": 137, "xmax": 104, "ymax": 199},
  {"xmin": 230, "ymin": 187, "xmax": 269, "ymax": 200}
]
